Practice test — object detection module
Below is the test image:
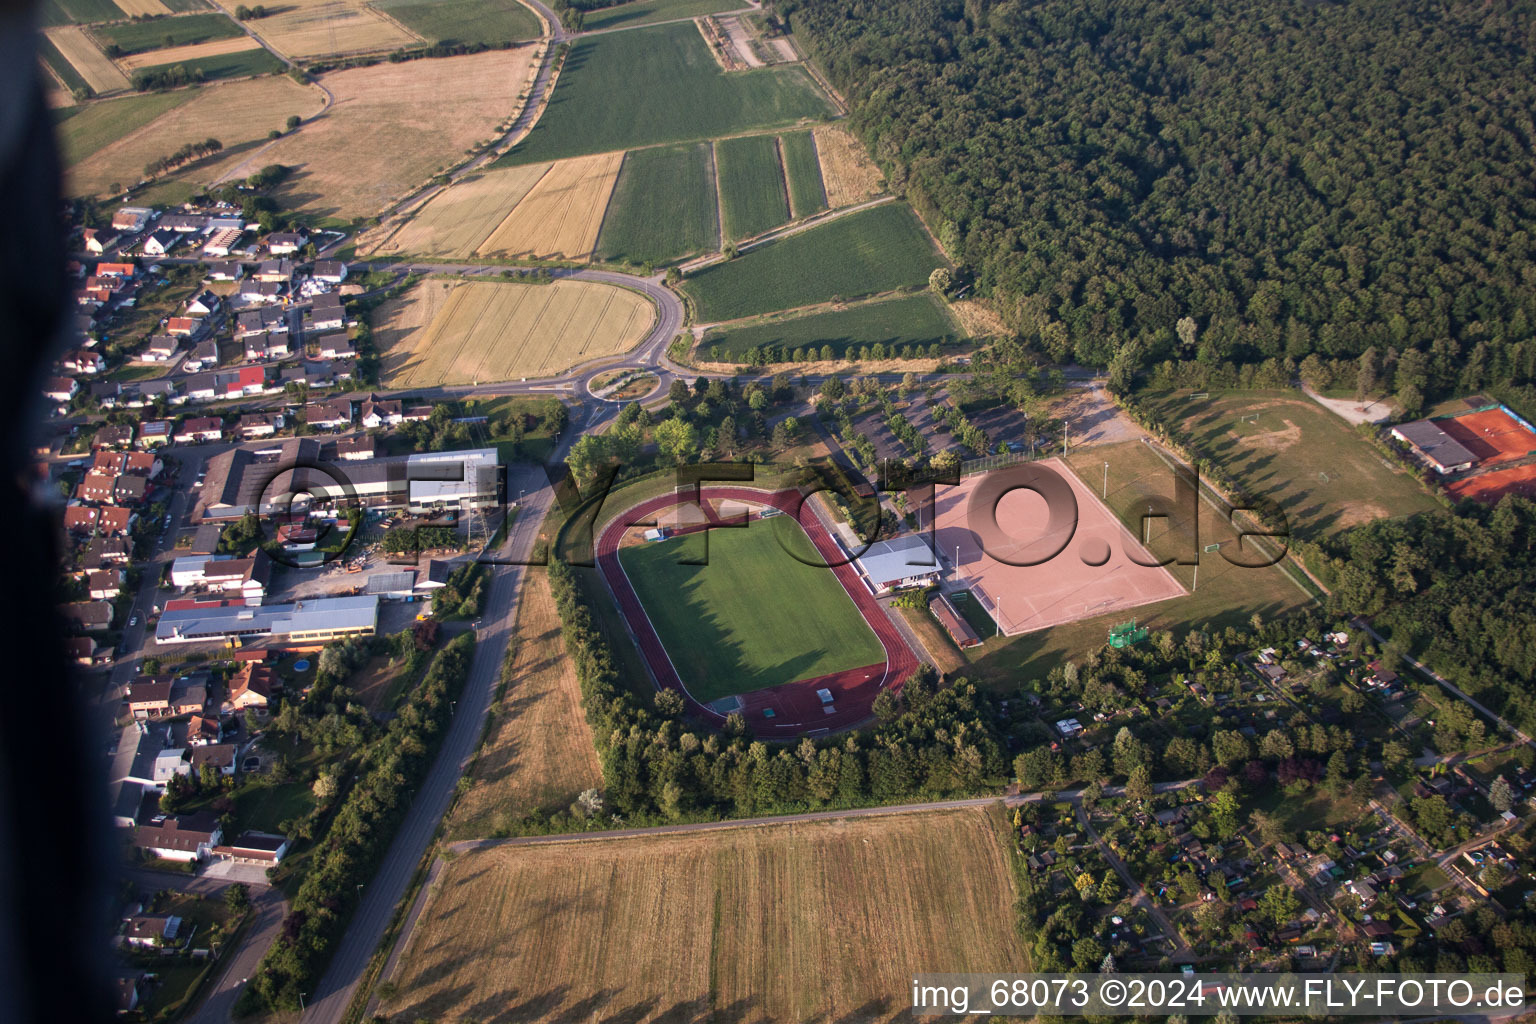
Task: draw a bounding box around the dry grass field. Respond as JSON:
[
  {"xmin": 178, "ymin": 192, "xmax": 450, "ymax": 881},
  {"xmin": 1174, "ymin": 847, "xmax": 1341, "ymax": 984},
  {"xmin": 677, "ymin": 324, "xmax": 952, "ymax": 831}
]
[
  {"xmin": 386, "ymin": 806, "xmax": 1026, "ymax": 1023},
  {"xmin": 114, "ymin": 0, "xmax": 173, "ymax": 14},
  {"xmin": 447, "ymin": 574, "xmax": 602, "ymax": 839},
  {"xmin": 377, "ymin": 278, "xmax": 653, "ymax": 385},
  {"xmin": 477, "ymin": 150, "xmax": 624, "ymax": 259},
  {"xmin": 45, "ymin": 25, "xmax": 129, "ymax": 94},
  {"xmin": 118, "ymin": 36, "xmax": 262, "ymax": 71},
  {"xmin": 66, "ymin": 75, "xmax": 323, "ymax": 197},
  {"xmin": 209, "ymin": 0, "xmax": 418, "ymax": 58},
  {"xmin": 379, "ymin": 162, "xmax": 552, "ymax": 257},
  {"xmin": 813, "ymin": 125, "xmax": 885, "ymax": 208},
  {"xmin": 231, "ymin": 48, "xmax": 539, "ymax": 221}
]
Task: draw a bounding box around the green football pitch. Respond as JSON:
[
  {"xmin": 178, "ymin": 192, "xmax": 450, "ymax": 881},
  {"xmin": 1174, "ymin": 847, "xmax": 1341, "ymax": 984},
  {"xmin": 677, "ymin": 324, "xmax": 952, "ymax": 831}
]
[{"xmin": 617, "ymin": 520, "xmax": 884, "ymax": 701}]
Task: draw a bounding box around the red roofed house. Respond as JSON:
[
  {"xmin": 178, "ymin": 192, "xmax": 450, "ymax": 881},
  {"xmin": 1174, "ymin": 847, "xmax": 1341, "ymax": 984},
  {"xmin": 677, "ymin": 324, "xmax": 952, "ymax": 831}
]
[
  {"xmin": 99, "ymin": 506, "xmax": 135, "ymax": 536},
  {"xmin": 44, "ymin": 377, "xmax": 77, "ymax": 403},
  {"xmin": 174, "ymin": 417, "xmax": 224, "ymax": 443},
  {"xmin": 166, "ymin": 317, "xmax": 200, "ymax": 337},
  {"xmin": 63, "ymin": 505, "xmax": 100, "ymax": 534},
  {"xmin": 95, "ymin": 261, "xmax": 136, "ymax": 278}
]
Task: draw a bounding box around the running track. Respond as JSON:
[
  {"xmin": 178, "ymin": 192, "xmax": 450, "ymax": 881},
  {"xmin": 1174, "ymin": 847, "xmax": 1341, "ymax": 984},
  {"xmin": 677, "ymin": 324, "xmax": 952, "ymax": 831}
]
[{"xmin": 595, "ymin": 487, "xmax": 918, "ymax": 736}]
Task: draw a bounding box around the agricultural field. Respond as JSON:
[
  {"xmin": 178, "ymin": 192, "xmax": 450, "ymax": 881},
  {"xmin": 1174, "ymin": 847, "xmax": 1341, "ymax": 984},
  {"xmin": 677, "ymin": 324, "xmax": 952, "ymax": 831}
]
[
  {"xmin": 38, "ymin": 33, "xmax": 90, "ymax": 94},
  {"xmin": 779, "ymin": 128, "xmax": 826, "ymax": 218},
  {"xmin": 1138, "ymin": 390, "xmax": 1441, "ymax": 541},
  {"xmin": 715, "ymin": 133, "xmax": 789, "ymax": 241},
  {"xmin": 378, "ymin": 162, "xmax": 550, "ymax": 258},
  {"xmin": 37, "ymin": 0, "xmax": 130, "ymax": 25},
  {"xmin": 702, "ymin": 292, "xmax": 960, "ymax": 361},
  {"xmin": 813, "ymin": 124, "xmax": 885, "ymax": 208},
  {"xmin": 500, "ymin": 21, "xmax": 832, "ymax": 164},
  {"xmin": 240, "ymin": 48, "xmax": 541, "ymax": 221},
  {"xmin": 44, "ymin": 25, "xmax": 130, "ymax": 94},
  {"xmin": 385, "ymin": 806, "xmax": 1026, "ymax": 1023},
  {"xmin": 206, "ymin": 0, "xmax": 417, "ymax": 58},
  {"xmin": 126, "ymin": 43, "xmax": 282, "ymax": 82},
  {"xmin": 477, "ymin": 150, "xmax": 624, "ymax": 259},
  {"xmin": 116, "ymin": 0, "xmax": 174, "ymax": 13},
  {"xmin": 64, "ymin": 75, "xmax": 321, "ymax": 197},
  {"xmin": 959, "ymin": 438, "xmax": 1314, "ymax": 688},
  {"xmin": 446, "ymin": 574, "xmax": 602, "ymax": 840},
  {"xmin": 593, "ymin": 142, "xmax": 719, "ymax": 265},
  {"xmin": 370, "ymin": 0, "xmax": 542, "ymax": 45},
  {"xmin": 94, "ymin": 12, "xmax": 242, "ymax": 54},
  {"xmin": 375, "ymin": 278, "xmax": 653, "ymax": 385},
  {"xmin": 581, "ymin": 0, "xmax": 741, "ymax": 31},
  {"xmin": 118, "ymin": 36, "xmax": 261, "ymax": 71},
  {"xmin": 617, "ymin": 520, "xmax": 884, "ymax": 700},
  {"xmin": 681, "ymin": 202, "xmax": 943, "ymax": 322}
]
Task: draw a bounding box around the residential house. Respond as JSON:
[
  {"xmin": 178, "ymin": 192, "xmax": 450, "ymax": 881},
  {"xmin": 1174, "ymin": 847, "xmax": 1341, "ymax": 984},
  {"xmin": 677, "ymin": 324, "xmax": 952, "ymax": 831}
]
[
  {"xmin": 62, "ymin": 348, "xmax": 105, "ymax": 374},
  {"xmin": 95, "ymin": 261, "xmax": 137, "ymax": 279},
  {"xmin": 76, "ymin": 470, "xmax": 118, "ymax": 502},
  {"xmin": 133, "ymin": 379, "xmax": 183, "ymax": 408},
  {"xmin": 266, "ymin": 231, "xmax": 307, "ymax": 255},
  {"xmin": 335, "ymin": 434, "xmax": 378, "ymax": 461},
  {"xmin": 254, "ymin": 259, "xmax": 294, "ymax": 283},
  {"xmin": 160, "ymin": 213, "xmax": 208, "ymax": 233},
  {"xmin": 123, "ymin": 914, "xmax": 181, "ymax": 949},
  {"xmin": 187, "ymin": 714, "xmax": 222, "ymax": 745},
  {"xmin": 225, "ymin": 662, "xmax": 279, "ymax": 711},
  {"xmin": 143, "ymin": 335, "xmax": 180, "ymax": 362},
  {"xmin": 126, "ymin": 676, "xmax": 176, "ymax": 719},
  {"xmin": 169, "ymin": 678, "xmax": 208, "ymax": 716},
  {"xmin": 237, "ymin": 278, "xmax": 286, "ymax": 305},
  {"xmin": 112, "ymin": 474, "xmax": 150, "ymax": 506},
  {"xmin": 206, "ymin": 261, "xmax": 245, "ymax": 281},
  {"xmin": 190, "ymin": 743, "xmax": 237, "ymax": 778},
  {"xmin": 239, "ymin": 412, "xmax": 285, "ymax": 439},
  {"xmin": 213, "ymin": 831, "xmax": 289, "ymax": 865},
  {"xmin": 82, "ymin": 536, "xmax": 132, "ymax": 568},
  {"xmin": 90, "ymin": 381, "xmax": 121, "ymax": 407},
  {"xmin": 175, "ymin": 417, "xmax": 224, "ymax": 443},
  {"xmin": 312, "ymin": 332, "xmax": 355, "ymax": 359},
  {"xmin": 142, "ymin": 229, "xmax": 178, "ymax": 256},
  {"xmin": 183, "ymin": 372, "xmax": 217, "ymax": 401},
  {"xmin": 166, "ymin": 316, "xmax": 201, "ymax": 338},
  {"xmin": 153, "ymin": 748, "xmax": 190, "ymax": 785},
  {"xmin": 185, "ymin": 290, "xmax": 221, "ymax": 316},
  {"xmin": 139, "ymin": 420, "xmax": 173, "ymax": 447},
  {"xmin": 111, "ymin": 207, "xmax": 153, "ymax": 233},
  {"xmin": 243, "ymin": 332, "xmax": 290, "ymax": 362},
  {"xmin": 61, "ymin": 601, "xmax": 114, "ymax": 632},
  {"xmin": 43, "ymin": 376, "xmax": 77, "ymax": 403},
  {"xmin": 184, "ymin": 339, "xmax": 219, "ymax": 372},
  {"xmin": 114, "ymin": 970, "xmax": 146, "ymax": 1014},
  {"xmin": 93, "ymin": 423, "xmax": 134, "ymax": 449},
  {"xmin": 305, "ymin": 399, "xmax": 352, "ymax": 430},
  {"xmin": 312, "ymin": 260, "xmax": 347, "ymax": 283},
  {"xmin": 98, "ymin": 506, "xmax": 134, "ymax": 536},
  {"xmin": 66, "ymin": 636, "xmax": 106, "ymax": 666},
  {"xmin": 403, "ymin": 404, "xmax": 433, "ymax": 422},
  {"xmin": 133, "ymin": 811, "xmax": 222, "ymax": 862},
  {"xmin": 236, "ymin": 306, "xmax": 288, "ymax": 337},
  {"xmin": 82, "ymin": 228, "xmax": 118, "ymax": 254},
  {"xmin": 87, "ymin": 569, "xmax": 124, "ymax": 600},
  {"xmin": 360, "ymin": 395, "xmax": 403, "ymax": 429},
  {"xmin": 64, "ymin": 505, "xmax": 101, "ymax": 535}
]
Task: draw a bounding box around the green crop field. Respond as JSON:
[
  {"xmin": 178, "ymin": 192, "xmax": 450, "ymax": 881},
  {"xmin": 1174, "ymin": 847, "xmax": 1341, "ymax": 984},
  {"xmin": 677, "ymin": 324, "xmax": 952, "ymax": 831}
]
[
  {"xmin": 1137, "ymin": 389, "xmax": 1440, "ymax": 541},
  {"xmin": 96, "ymin": 13, "xmax": 242, "ymax": 54},
  {"xmin": 162, "ymin": 0, "xmax": 212, "ymax": 10},
  {"xmin": 617, "ymin": 519, "xmax": 884, "ymax": 700},
  {"xmin": 56, "ymin": 89, "xmax": 195, "ymax": 164},
  {"xmin": 498, "ymin": 21, "xmax": 831, "ymax": 164},
  {"xmin": 41, "ymin": 0, "xmax": 125, "ymax": 24},
  {"xmin": 702, "ymin": 293, "xmax": 959, "ymax": 361},
  {"xmin": 716, "ymin": 133, "xmax": 789, "ymax": 241},
  {"xmin": 594, "ymin": 142, "xmax": 718, "ymax": 265},
  {"xmin": 134, "ymin": 46, "xmax": 283, "ymax": 82},
  {"xmin": 779, "ymin": 129, "xmax": 826, "ymax": 218},
  {"xmin": 582, "ymin": 0, "xmax": 743, "ymax": 31},
  {"xmin": 371, "ymin": 0, "xmax": 541, "ymax": 44},
  {"xmin": 38, "ymin": 34, "xmax": 89, "ymax": 94},
  {"xmin": 681, "ymin": 202, "xmax": 942, "ymax": 322}
]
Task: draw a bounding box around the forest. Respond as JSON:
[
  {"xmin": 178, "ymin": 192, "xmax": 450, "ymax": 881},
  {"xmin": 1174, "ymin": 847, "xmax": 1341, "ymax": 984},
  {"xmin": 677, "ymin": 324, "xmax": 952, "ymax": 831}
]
[{"xmin": 781, "ymin": 0, "xmax": 1536, "ymax": 380}]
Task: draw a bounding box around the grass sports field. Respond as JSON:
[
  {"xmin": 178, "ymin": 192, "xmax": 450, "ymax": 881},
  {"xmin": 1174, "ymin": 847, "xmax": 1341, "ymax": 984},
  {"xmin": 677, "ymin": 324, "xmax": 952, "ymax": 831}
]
[
  {"xmin": 371, "ymin": 0, "xmax": 541, "ymax": 44},
  {"xmin": 956, "ymin": 439, "xmax": 1313, "ymax": 687},
  {"xmin": 477, "ymin": 151, "xmax": 624, "ymax": 259},
  {"xmin": 447, "ymin": 574, "xmax": 602, "ymax": 840},
  {"xmin": 245, "ymin": 49, "xmax": 539, "ymax": 221},
  {"xmin": 44, "ymin": 25, "xmax": 129, "ymax": 94},
  {"xmin": 779, "ymin": 128, "xmax": 827, "ymax": 217},
  {"xmin": 206, "ymin": 0, "xmax": 416, "ymax": 58},
  {"xmin": 500, "ymin": 22, "xmax": 831, "ymax": 164},
  {"xmin": 703, "ymin": 292, "xmax": 959, "ymax": 361},
  {"xmin": 386, "ymin": 806, "xmax": 1025, "ymax": 1023},
  {"xmin": 716, "ymin": 133, "xmax": 790, "ymax": 240},
  {"xmin": 1139, "ymin": 389, "xmax": 1440, "ymax": 540},
  {"xmin": 94, "ymin": 12, "xmax": 241, "ymax": 53},
  {"xmin": 594, "ymin": 142, "xmax": 719, "ymax": 265},
  {"xmin": 64, "ymin": 75, "xmax": 321, "ymax": 197},
  {"xmin": 617, "ymin": 520, "xmax": 884, "ymax": 700},
  {"xmin": 376, "ymin": 278, "xmax": 653, "ymax": 385},
  {"xmin": 813, "ymin": 124, "xmax": 884, "ymax": 207},
  {"xmin": 682, "ymin": 202, "xmax": 942, "ymax": 322},
  {"xmin": 581, "ymin": 0, "xmax": 741, "ymax": 31},
  {"xmin": 379, "ymin": 163, "xmax": 550, "ymax": 257}
]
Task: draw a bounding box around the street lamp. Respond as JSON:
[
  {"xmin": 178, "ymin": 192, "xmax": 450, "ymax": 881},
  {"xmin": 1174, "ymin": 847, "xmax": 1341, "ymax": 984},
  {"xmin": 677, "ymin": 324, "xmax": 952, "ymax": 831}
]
[{"xmin": 299, "ymin": 993, "xmax": 306, "ymax": 1011}]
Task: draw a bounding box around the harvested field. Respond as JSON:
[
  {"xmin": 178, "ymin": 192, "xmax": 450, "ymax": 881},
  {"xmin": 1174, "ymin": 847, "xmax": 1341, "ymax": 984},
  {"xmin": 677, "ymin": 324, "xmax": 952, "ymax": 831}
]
[
  {"xmin": 44, "ymin": 25, "xmax": 129, "ymax": 94},
  {"xmin": 447, "ymin": 574, "xmax": 602, "ymax": 839},
  {"xmin": 379, "ymin": 163, "xmax": 551, "ymax": 257},
  {"xmin": 715, "ymin": 133, "xmax": 789, "ymax": 241},
  {"xmin": 65, "ymin": 75, "xmax": 322, "ymax": 197},
  {"xmin": 388, "ymin": 806, "xmax": 1026, "ymax": 1023},
  {"xmin": 118, "ymin": 35, "xmax": 261, "ymax": 71},
  {"xmin": 114, "ymin": 0, "xmax": 172, "ymax": 13},
  {"xmin": 208, "ymin": 0, "xmax": 417, "ymax": 58},
  {"xmin": 813, "ymin": 124, "xmax": 885, "ymax": 207},
  {"xmin": 242, "ymin": 48, "xmax": 540, "ymax": 221},
  {"xmin": 594, "ymin": 142, "xmax": 719, "ymax": 265},
  {"xmin": 477, "ymin": 150, "xmax": 624, "ymax": 259},
  {"xmin": 376, "ymin": 278, "xmax": 653, "ymax": 385}
]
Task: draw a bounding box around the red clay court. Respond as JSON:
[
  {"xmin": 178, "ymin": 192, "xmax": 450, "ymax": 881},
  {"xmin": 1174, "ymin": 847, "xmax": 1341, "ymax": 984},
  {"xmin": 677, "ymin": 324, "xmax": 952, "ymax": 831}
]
[
  {"xmin": 595, "ymin": 486, "xmax": 918, "ymax": 737},
  {"xmin": 926, "ymin": 458, "xmax": 1186, "ymax": 635},
  {"xmin": 1446, "ymin": 463, "xmax": 1536, "ymax": 503},
  {"xmin": 1438, "ymin": 407, "xmax": 1536, "ymax": 467}
]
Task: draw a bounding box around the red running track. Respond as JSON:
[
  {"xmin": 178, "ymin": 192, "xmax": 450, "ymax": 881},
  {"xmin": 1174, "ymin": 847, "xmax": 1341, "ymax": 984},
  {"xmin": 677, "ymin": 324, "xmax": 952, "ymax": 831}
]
[{"xmin": 595, "ymin": 487, "xmax": 918, "ymax": 737}]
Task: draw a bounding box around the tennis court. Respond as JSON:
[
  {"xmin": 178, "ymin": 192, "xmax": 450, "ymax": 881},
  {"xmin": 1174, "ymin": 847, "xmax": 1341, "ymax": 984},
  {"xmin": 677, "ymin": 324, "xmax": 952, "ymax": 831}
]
[{"xmin": 1439, "ymin": 407, "xmax": 1536, "ymax": 467}]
